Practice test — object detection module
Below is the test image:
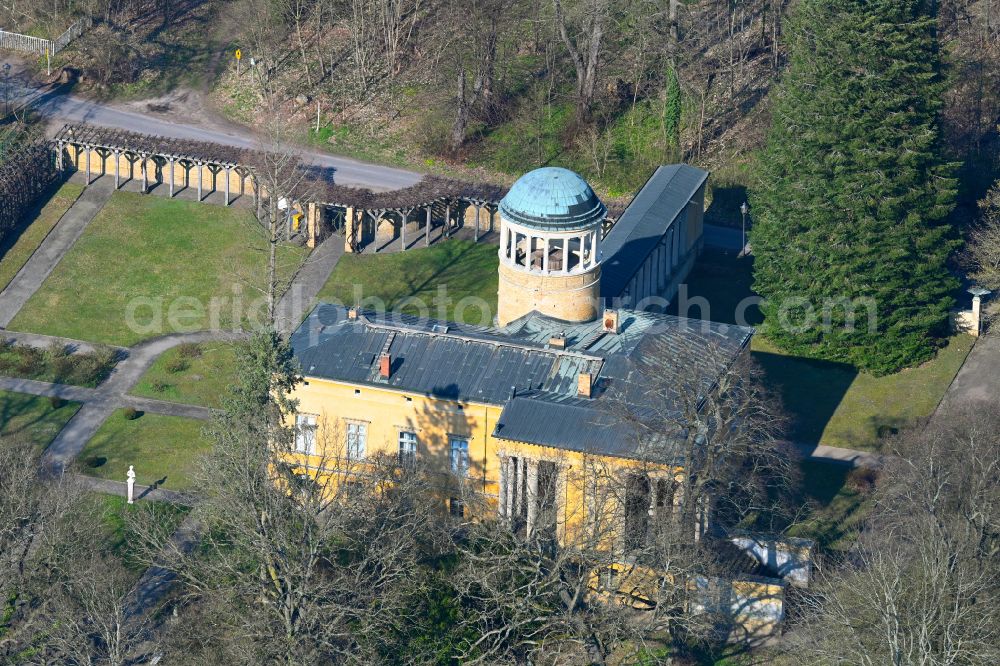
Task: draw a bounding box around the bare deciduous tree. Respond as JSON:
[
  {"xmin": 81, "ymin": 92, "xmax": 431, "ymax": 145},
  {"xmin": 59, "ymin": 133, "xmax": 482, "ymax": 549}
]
[{"xmin": 785, "ymin": 409, "xmax": 1000, "ymax": 665}]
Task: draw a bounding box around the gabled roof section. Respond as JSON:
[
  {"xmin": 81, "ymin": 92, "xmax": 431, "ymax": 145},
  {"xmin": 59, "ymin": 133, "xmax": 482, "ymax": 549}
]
[
  {"xmin": 600, "ymin": 164, "xmax": 709, "ymax": 299},
  {"xmin": 291, "ymin": 304, "xmax": 752, "ymax": 459}
]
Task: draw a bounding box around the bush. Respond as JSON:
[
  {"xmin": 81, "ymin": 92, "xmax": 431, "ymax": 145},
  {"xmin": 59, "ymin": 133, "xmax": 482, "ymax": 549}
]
[
  {"xmin": 48, "ymin": 395, "xmax": 67, "ymax": 409},
  {"xmin": 150, "ymin": 379, "xmax": 170, "ymax": 393},
  {"xmin": 177, "ymin": 342, "xmax": 203, "ymax": 359},
  {"xmin": 164, "ymin": 356, "xmax": 189, "ymax": 374},
  {"xmin": 123, "ymin": 407, "xmax": 141, "ymax": 420}
]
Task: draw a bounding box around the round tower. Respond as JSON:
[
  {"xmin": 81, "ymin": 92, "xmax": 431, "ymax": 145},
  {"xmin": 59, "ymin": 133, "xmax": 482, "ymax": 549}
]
[{"xmin": 496, "ymin": 167, "xmax": 607, "ymax": 326}]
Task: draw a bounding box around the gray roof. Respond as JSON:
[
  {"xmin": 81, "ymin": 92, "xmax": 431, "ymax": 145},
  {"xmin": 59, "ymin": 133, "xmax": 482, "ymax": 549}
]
[
  {"xmin": 600, "ymin": 164, "xmax": 709, "ymax": 299},
  {"xmin": 291, "ymin": 304, "xmax": 752, "ymax": 460}
]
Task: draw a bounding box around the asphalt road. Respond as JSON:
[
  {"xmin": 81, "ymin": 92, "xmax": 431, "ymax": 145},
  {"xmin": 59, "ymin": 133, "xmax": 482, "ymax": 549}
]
[{"xmin": 7, "ymin": 79, "xmax": 422, "ymax": 191}]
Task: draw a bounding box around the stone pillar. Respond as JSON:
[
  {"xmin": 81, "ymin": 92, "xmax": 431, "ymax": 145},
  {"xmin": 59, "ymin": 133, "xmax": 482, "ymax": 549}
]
[
  {"xmin": 555, "ymin": 464, "xmax": 567, "ymax": 543},
  {"xmin": 973, "ymin": 295, "xmax": 983, "ymax": 336},
  {"xmin": 307, "ymin": 202, "xmax": 319, "ymax": 249},
  {"xmin": 591, "ymin": 231, "xmax": 599, "ymax": 265},
  {"xmin": 562, "ymin": 238, "xmax": 569, "ymax": 273},
  {"xmin": 141, "ymin": 155, "xmax": 148, "ymax": 193},
  {"xmin": 425, "ymin": 206, "xmax": 432, "ymax": 247},
  {"xmin": 401, "ymin": 210, "xmax": 408, "ymax": 250},
  {"xmin": 85, "ymin": 146, "xmax": 91, "ymax": 184},
  {"xmin": 474, "ymin": 204, "xmax": 481, "ymax": 242},
  {"xmin": 56, "ymin": 140, "xmax": 64, "ymax": 171},
  {"xmin": 344, "ymin": 207, "xmax": 357, "ymax": 252},
  {"xmin": 224, "ymin": 167, "xmax": 231, "ymax": 206},
  {"xmin": 114, "ymin": 150, "xmax": 121, "ymax": 189},
  {"xmin": 543, "ymin": 237, "xmax": 550, "ymax": 272},
  {"xmin": 445, "ymin": 202, "xmax": 451, "ymax": 237},
  {"xmin": 197, "ymin": 162, "xmax": 204, "ymax": 201},
  {"xmin": 526, "ymin": 459, "xmax": 539, "ymax": 538},
  {"xmin": 512, "ymin": 457, "xmax": 522, "ymax": 518},
  {"xmin": 168, "ymin": 158, "xmax": 175, "ymax": 197},
  {"xmin": 498, "ymin": 456, "xmax": 509, "ymax": 518}
]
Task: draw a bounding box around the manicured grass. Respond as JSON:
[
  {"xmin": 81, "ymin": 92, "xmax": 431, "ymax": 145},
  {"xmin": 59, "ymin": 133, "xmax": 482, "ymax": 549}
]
[
  {"xmin": 317, "ymin": 239, "xmax": 500, "ymax": 326},
  {"xmin": 130, "ymin": 341, "xmax": 237, "ymax": 408},
  {"xmin": 9, "ymin": 192, "xmax": 307, "ymax": 346},
  {"xmin": 672, "ymin": 250, "xmax": 972, "ymax": 452},
  {"xmin": 77, "ymin": 409, "xmax": 212, "ymax": 491},
  {"xmin": 0, "ymin": 182, "xmax": 84, "ymax": 291},
  {"xmin": 754, "ymin": 334, "xmax": 972, "ymax": 451},
  {"xmin": 0, "ymin": 390, "xmax": 81, "ymax": 452}
]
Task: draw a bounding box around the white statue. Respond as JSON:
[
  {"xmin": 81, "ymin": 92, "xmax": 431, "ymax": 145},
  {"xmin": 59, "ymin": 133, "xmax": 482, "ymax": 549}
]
[{"xmin": 126, "ymin": 465, "xmax": 136, "ymax": 504}]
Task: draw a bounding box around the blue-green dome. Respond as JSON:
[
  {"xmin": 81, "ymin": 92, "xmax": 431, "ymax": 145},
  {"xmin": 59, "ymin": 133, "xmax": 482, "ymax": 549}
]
[{"xmin": 500, "ymin": 167, "xmax": 606, "ymax": 232}]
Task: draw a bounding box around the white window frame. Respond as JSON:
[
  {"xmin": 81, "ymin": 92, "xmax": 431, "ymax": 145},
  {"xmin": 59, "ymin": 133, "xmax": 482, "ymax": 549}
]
[
  {"xmin": 295, "ymin": 414, "xmax": 318, "ymax": 455},
  {"xmin": 346, "ymin": 420, "xmax": 368, "ymax": 460},
  {"xmin": 449, "ymin": 436, "xmax": 469, "ymax": 475},
  {"xmin": 398, "ymin": 430, "xmax": 418, "ymax": 467}
]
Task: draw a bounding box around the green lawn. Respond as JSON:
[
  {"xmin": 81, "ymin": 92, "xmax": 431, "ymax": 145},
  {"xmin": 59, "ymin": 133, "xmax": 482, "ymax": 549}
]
[
  {"xmin": 77, "ymin": 409, "xmax": 212, "ymax": 491},
  {"xmin": 0, "ymin": 390, "xmax": 81, "ymax": 452},
  {"xmin": 672, "ymin": 250, "xmax": 972, "ymax": 452},
  {"xmin": 130, "ymin": 341, "xmax": 237, "ymax": 408},
  {"xmin": 317, "ymin": 239, "xmax": 500, "ymax": 326},
  {"xmin": 9, "ymin": 192, "xmax": 308, "ymax": 346},
  {"xmin": 0, "ymin": 182, "xmax": 84, "ymax": 291}
]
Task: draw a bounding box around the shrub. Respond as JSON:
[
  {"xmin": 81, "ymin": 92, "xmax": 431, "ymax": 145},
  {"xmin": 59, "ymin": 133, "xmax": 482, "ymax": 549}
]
[
  {"xmin": 48, "ymin": 395, "xmax": 67, "ymax": 409},
  {"xmin": 177, "ymin": 342, "xmax": 203, "ymax": 359},
  {"xmin": 164, "ymin": 356, "xmax": 189, "ymax": 374},
  {"xmin": 123, "ymin": 407, "xmax": 141, "ymax": 420},
  {"xmin": 150, "ymin": 379, "xmax": 170, "ymax": 393}
]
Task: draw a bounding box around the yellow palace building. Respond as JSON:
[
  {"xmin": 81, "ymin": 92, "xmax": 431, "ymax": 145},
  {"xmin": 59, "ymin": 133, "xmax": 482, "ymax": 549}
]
[{"xmin": 287, "ymin": 166, "xmax": 753, "ymax": 544}]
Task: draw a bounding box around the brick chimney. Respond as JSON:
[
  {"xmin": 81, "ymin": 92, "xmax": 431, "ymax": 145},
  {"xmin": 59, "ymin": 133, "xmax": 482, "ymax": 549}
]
[
  {"xmin": 602, "ymin": 310, "xmax": 620, "ymax": 334},
  {"xmin": 548, "ymin": 335, "xmax": 566, "ymax": 349},
  {"xmin": 577, "ymin": 372, "xmax": 593, "ymax": 398},
  {"xmin": 379, "ymin": 353, "xmax": 391, "ymax": 378}
]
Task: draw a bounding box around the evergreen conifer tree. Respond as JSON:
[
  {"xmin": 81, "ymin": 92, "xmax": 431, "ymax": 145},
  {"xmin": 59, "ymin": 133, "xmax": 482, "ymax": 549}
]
[{"xmin": 750, "ymin": 0, "xmax": 959, "ymax": 374}]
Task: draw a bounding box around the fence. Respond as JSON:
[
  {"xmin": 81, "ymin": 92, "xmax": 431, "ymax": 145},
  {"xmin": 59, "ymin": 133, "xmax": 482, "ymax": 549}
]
[{"xmin": 0, "ymin": 17, "xmax": 91, "ymax": 56}]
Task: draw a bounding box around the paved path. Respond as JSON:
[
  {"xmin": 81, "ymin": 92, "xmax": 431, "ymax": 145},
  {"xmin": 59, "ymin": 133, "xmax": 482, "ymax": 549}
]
[
  {"xmin": 72, "ymin": 474, "xmax": 197, "ymax": 506},
  {"xmin": 20, "ymin": 331, "xmax": 245, "ymax": 471},
  {"xmin": 0, "ymin": 181, "xmax": 113, "ymax": 327},
  {"xmin": 0, "ymin": 330, "xmax": 119, "ymax": 355},
  {"xmin": 7, "ymin": 76, "xmax": 422, "ymax": 191},
  {"xmin": 935, "ymin": 334, "xmax": 1000, "ymax": 416},
  {"xmin": 274, "ymin": 233, "xmax": 344, "ymax": 335}
]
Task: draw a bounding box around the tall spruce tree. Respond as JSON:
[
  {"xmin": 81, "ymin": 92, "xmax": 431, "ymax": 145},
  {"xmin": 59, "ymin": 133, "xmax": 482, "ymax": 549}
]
[{"xmin": 750, "ymin": 0, "xmax": 959, "ymax": 374}]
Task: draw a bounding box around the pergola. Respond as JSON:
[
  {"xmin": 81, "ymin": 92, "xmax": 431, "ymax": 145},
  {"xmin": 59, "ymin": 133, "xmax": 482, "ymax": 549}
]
[
  {"xmin": 54, "ymin": 124, "xmax": 260, "ymax": 206},
  {"xmin": 52, "ymin": 123, "xmax": 518, "ymax": 253}
]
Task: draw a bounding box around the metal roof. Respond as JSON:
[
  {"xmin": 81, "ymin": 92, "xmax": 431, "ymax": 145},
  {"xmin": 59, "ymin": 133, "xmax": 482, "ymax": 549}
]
[
  {"xmin": 291, "ymin": 304, "xmax": 752, "ymax": 460},
  {"xmin": 499, "ymin": 167, "xmax": 607, "ymax": 232},
  {"xmin": 600, "ymin": 164, "xmax": 709, "ymax": 299}
]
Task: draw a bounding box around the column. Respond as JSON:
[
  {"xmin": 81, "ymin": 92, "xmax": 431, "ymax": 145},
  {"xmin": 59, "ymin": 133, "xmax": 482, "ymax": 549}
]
[
  {"xmin": 401, "ymin": 210, "xmax": 408, "ymax": 250},
  {"xmin": 224, "ymin": 167, "xmax": 231, "ymax": 206},
  {"xmin": 562, "ymin": 238, "xmax": 569, "ymax": 273},
  {"xmin": 85, "ymin": 146, "xmax": 91, "ymax": 184},
  {"xmin": 526, "ymin": 459, "xmax": 539, "ymax": 538},
  {"xmin": 444, "ymin": 202, "xmax": 451, "ymax": 237},
  {"xmin": 141, "ymin": 155, "xmax": 148, "ymax": 193},
  {"xmin": 114, "ymin": 150, "xmax": 120, "ymax": 189},
  {"xmin": 509, "ymin": 230, "xmax": 517, "ymax": 264},
  {"xmin": 56, "ymin": 141, "xmax": 64, "ymax": 171},
  {"xmin": 555, "ymin": 464, "xmax": 567, "ymax": 543},
  {"xmin": 197, "ymin": 162, "xmax": 203, "ymax": 201},
  {"xmin": 591, "ymin": 229, "xmax": 599, "ymax": 264},
  {"xmin": 100, "ymin": 149, "xmax": 106, "ymax": 176},
  {"xmin": 512, "ymin": 457, "xmax": 522, "ymax": 518},
  {"xmin": 168, "ymin": 158, "xmax": 175, "ymax": 197},
  {"xmin": 474, "ymin": 204, "xmax": 481, "ymax": 242},
  {"xmin": 425, "ymin": 206, "xmax": 432, "ymax": 247},
  {"xmin": 345, "ymin": 208, "xmax": 357, "ymax": 253},
  {"xmin": 543, "ymin": 236, "xmax": 550, "ymax": 272},
  {"xmin": 498, "ymin": 456, "xmax": 509, "ymax": 518}
]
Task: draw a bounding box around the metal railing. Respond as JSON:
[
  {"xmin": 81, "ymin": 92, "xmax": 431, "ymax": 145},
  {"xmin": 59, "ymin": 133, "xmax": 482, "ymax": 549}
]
[{"xmin": 0, "ymin": 17, "xmax": 91, "ymax": 56}]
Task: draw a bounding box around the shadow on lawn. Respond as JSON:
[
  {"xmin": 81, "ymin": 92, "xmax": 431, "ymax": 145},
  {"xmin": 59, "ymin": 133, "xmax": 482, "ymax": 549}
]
[{"xmin": 752, "ymin": 351, "xmax": 857, "ymax": 449}]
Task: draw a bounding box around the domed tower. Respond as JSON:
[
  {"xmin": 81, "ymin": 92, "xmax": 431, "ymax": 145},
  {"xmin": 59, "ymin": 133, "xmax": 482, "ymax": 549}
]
[{"xmin": 497, "ymin": 167, "xmax": 607, "ymax": 326}]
